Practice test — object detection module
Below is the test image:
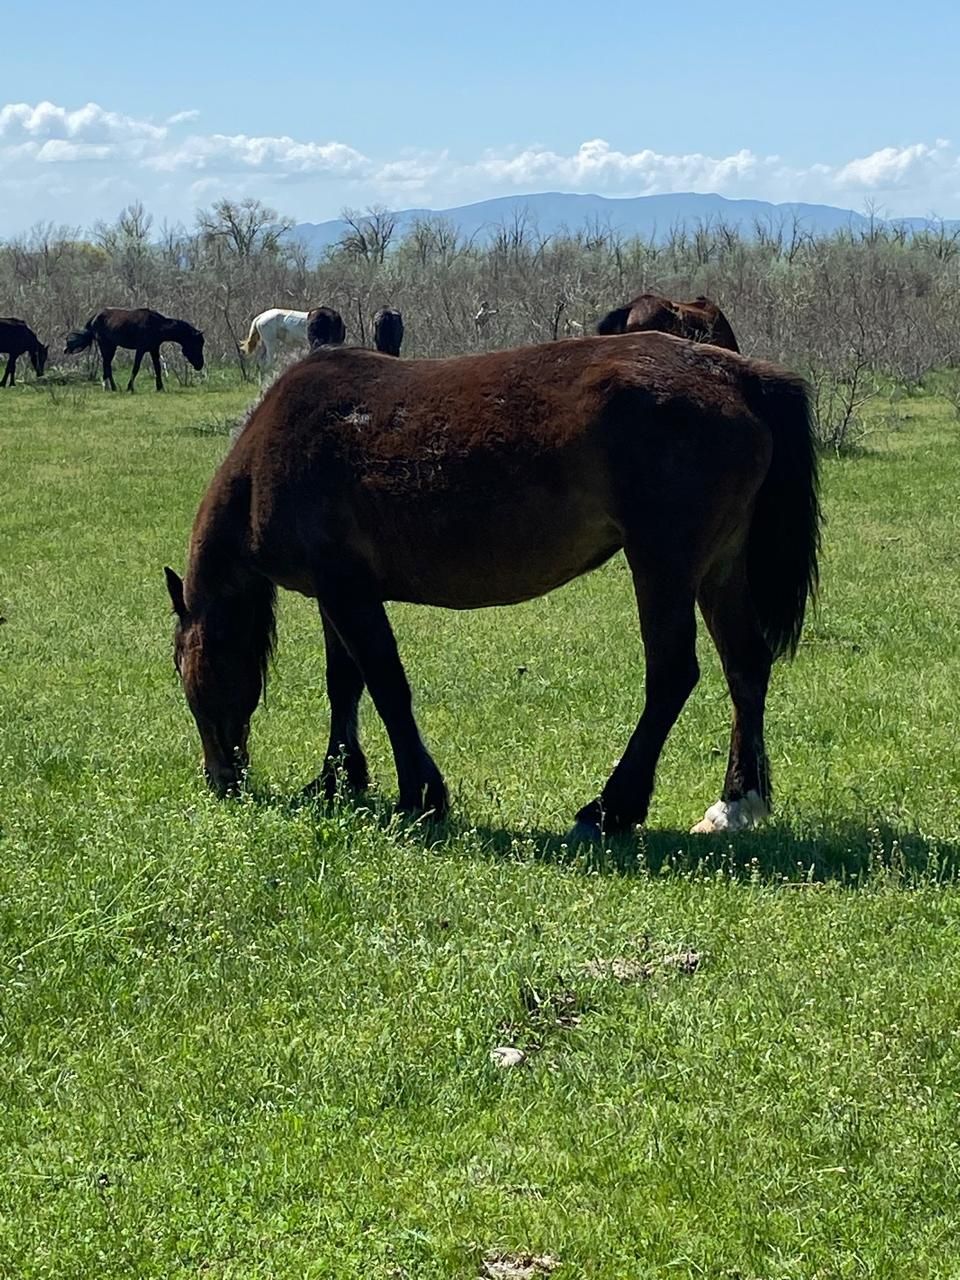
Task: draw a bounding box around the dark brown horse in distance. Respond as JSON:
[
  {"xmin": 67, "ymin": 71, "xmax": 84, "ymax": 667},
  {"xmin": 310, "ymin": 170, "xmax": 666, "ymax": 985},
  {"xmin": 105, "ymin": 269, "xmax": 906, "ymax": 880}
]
[
  {"xmin": 373, "ymin": 307, "xmax": 404, "ymax": 356},
  {"xmin": 597, "ymin": 292, "xmax": 740, "ymax": 352},
  {"xmin": 165, "ymin": 333, "xmax": 819, "ymax": 840},
  {"xmin": 306, "ymin": 306, "xmax": 346, "ymax": 349},
  {"xmin": 0, "ymin": 318, "xmax": 49, "ymax": 386},
  {"xmin": 65, "ymin": 307, "xmax": 204, "ymax": 391}
]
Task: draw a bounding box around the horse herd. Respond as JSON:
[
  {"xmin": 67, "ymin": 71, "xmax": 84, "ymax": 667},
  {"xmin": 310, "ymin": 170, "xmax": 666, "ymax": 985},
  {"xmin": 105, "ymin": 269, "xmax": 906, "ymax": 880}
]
[
  {"xmin": 0, "ymin": 290, "xmax": 737, "ymax": 391},
  {"xmin": 7, "ymin": 283, "xmax": 816, "ymax": 842}
]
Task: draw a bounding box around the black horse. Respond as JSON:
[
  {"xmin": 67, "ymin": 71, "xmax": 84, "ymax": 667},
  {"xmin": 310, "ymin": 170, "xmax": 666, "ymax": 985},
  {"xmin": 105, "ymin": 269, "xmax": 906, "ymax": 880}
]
[
  {"xmin": 0, "ymin": 318, "xmax": 49, "ymax": 387},
  {"xmin": 306, "ymin": 306, "xmax": 347, "ymax": 350},
  {"xmin": 373, "ymin": 307, "xmax": 404, "ymax": 356},
  {"xmin": 65, "ymin": 307, "xmax": 204, "ymax": 391}
]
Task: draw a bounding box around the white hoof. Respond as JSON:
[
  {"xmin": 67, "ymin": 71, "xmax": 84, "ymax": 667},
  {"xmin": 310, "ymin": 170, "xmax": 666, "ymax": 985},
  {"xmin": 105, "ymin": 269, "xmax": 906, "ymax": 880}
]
[{"xmin": 691, "ymin": 790, "xmax": 769, "ymax": 834}]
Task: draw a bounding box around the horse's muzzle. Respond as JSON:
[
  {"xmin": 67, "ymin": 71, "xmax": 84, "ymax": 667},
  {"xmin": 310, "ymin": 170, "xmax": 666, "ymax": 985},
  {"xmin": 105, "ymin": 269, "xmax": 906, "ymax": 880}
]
[{"xmin": 204, "ymin": 753, "xmax": 247, "ymax": 797}]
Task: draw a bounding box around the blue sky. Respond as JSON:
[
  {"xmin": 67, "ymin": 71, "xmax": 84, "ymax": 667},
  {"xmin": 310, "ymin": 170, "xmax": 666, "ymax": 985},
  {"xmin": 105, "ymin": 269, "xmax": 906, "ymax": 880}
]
[{"xmin": 2, "ymin": 0, "xmax": 957, "ymax": 232}]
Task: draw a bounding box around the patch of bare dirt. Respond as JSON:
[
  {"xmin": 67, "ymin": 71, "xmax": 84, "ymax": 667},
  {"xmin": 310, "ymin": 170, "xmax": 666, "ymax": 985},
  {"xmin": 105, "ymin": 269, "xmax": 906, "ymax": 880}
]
[{"xmin": 481, "ymin": 1251, "xmax": 561, "ymax": 1279}]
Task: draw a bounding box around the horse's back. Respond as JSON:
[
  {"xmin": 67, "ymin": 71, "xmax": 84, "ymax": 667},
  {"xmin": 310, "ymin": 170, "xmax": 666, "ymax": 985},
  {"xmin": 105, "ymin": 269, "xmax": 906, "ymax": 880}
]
[
  {"xmin": 0, "ymin": 318, "xmax": 36, "ymax": 352},
  {"xmin": 231, "ymin": 335, "xmax": 771, "ymax": 503},
  {"xmin": 259, "ymin": 308, "xmax": 307, "ymax": 328},
  {"xmin": 207, "ymin": 336, "xmax": 782, "ymax": 606}
]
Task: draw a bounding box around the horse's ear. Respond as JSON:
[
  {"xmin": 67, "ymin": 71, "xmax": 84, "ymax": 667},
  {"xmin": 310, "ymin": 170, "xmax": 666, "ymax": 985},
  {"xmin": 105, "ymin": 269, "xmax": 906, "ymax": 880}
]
[{"xmin": 164, "ymin": 566, "xmax": 187, "ymax": 621}]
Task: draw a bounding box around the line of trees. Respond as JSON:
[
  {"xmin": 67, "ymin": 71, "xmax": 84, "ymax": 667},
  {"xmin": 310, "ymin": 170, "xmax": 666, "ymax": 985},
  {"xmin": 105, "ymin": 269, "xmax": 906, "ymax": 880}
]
[{"xmin": 3, "ymin": 197, "xmax": 960, "ymax": 448}]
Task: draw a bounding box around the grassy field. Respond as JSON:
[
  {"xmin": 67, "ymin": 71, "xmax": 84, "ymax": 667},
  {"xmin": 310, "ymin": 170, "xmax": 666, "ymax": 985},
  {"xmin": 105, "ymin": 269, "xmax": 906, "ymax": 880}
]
[{"xmin": 2, "ymin": 372, "xmax": 960, "ymax": 1279}]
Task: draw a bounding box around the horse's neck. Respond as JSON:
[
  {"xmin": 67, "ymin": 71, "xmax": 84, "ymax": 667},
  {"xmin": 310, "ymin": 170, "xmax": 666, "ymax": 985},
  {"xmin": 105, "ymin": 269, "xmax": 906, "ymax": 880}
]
[
  {"xmin": 162, "ymin": 318, "xmax": 187, "ymax": 342},
  {"xmin": 189, "ymin": 474, "xmax": 253, "ymax": 595}
]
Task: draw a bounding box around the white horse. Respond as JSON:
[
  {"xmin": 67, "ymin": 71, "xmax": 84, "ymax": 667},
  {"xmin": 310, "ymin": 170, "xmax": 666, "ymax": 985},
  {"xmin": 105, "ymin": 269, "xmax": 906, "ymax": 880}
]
[{"xmin": 239, "ymin": 309, "xmax": 310, "ymax": 371}]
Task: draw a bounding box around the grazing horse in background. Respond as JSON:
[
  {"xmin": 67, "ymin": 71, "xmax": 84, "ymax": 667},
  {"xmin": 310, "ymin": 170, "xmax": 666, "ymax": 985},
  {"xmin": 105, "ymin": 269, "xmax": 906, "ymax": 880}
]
[
  {"xmin": 597, "ymin": 292, "xmax": 740, "ymax": 352},
  {"xmin": 239, "ymin": 308, "xmax": 311, "ymax": 370},
  {"xmin": 306, "ymin": 306, "xmax": 347, "ymax": 350},
  {"xmin": 165, "ymin": 333, "xmax": 820, "ymax": 840},
  {"xmin": 0, "ymin": 318, "xmax": 48, "ymax": 386},
  {"xmin": 65, "ymin": 308, "xmax": 204, "ymax": 391},
  {"xmin": 373, "ymin": 307, "xmax": 404, "ymax": 356}
]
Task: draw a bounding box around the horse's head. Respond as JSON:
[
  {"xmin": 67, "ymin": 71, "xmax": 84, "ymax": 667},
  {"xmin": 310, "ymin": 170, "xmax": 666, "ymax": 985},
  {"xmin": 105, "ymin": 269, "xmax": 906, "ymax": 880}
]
[
  {"xmin": 182, "ymin": 329, "xmax": 205, "ymax": 371},
  {"xmin": 165, "ymin": 567, "xmax": 263, "ymax": 796},
  {"xmin": 32, "ymin": 342, "xmax": 49, "ymax": 377}
]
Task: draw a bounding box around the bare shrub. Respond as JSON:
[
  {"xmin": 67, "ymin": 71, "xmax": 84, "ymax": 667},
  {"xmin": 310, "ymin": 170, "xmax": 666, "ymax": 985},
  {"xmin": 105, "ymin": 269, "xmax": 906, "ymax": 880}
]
[{"xmin": 3, "ymin": 202, "xmax": 960, "ymax": 455}]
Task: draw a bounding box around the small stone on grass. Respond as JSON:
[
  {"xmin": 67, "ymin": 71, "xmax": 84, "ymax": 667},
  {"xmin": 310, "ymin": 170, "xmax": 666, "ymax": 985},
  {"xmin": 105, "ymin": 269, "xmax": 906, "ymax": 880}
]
[{"xmin": 490, "ymin": 1046, "xmax": 527, "ymax": 1069}]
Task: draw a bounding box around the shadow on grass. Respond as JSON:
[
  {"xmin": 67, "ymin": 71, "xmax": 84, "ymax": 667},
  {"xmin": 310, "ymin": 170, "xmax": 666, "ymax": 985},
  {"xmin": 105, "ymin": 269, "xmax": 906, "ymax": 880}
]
[
  {"xmin": 180, "ymin": 413, "xmax": 242, "ymax": 438},
  {"xmin": 255, "ymin": 783, "xmax": 960, "ymax": 887},
  {"xmin": 428, "ymin": 816, "xmax": 960, "ymax": 886}
]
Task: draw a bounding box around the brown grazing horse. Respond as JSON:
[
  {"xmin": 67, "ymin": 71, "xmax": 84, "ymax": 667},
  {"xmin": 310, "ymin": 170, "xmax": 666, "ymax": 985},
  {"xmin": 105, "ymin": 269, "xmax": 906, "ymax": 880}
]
[
  {"xmin": 65, "ymin": 307, "xmax": 204, "ymax": 391},
  {"xmin": 165, "ymin": 333, "xmax": 820, "ymax": 839},
  {"xmin": 597, "ymin": 292, "xmax": 740, "ymax": 352},
  {"xmin": 373, "ymin": 307, "xmax": 404, "ymax": 356},
  {"xmin": 0, "ymin": 318, "xmax": 48, "ymax": 386},
  {"xmin": 306, "ymin": 306, "xmax": 346, "ymax": 349}
]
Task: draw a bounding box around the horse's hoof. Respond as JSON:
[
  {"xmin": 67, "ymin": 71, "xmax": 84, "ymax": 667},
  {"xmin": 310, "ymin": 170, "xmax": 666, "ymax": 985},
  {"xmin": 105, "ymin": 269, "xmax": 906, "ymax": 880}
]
[
  {"xmin": 424, "ymin": 779, "xmax": 449, "ymax": 820},
  {"xmin": 691, "ymin": 791, "xmax": 769, "ymax": 834},
  {"xmin": 564, "ymin": 819, "xmax": 603, "ymax": 845},
  {"xmin": 301, "ymin": 776, "xmax": 334, "ymax": 803}
]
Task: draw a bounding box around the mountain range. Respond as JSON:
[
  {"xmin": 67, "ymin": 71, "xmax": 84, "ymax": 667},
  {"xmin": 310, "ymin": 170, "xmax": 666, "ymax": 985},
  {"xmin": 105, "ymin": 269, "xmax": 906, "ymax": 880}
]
[{"xmin": 290, "ymin": 190, "xmax": 957, "ymax": 257}]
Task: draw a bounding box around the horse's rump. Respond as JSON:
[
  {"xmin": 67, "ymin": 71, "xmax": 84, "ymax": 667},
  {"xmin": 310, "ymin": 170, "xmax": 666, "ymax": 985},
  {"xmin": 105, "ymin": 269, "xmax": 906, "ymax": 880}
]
[
  {"xmin": 240, "ymin": 320, "xmax": 261, "ymax": 355},
  {"xmin": 597, "ymin": 292, "xmax": 740, "ymax": 353}
]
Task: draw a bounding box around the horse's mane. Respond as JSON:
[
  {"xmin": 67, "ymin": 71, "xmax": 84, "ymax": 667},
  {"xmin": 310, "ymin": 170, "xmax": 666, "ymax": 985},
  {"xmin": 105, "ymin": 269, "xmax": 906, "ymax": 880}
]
[
  {"xmin": 249, "ymin": 577, "xmax": 278, "ymax": 700},
  {"xmin": 194, "ymin": 570, "xmax": 277, "ymax": 703}
]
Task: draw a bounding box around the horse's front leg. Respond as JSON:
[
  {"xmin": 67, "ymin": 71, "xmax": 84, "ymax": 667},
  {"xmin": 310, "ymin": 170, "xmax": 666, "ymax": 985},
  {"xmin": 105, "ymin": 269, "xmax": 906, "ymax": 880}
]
[
  {"xmin": 150, "ymin": 346, "xmax": 164, "ymax": 392},
  {"xmin": 303, "ymin": 612, "xmax": 370, "ymax": 801},
  {"xmin": 315, "ymin": 567, "xmax": 447, "ymax": 818},
  {"xmin": 100, "ymin": 341, "xmax": 118, "ymax": 391}
]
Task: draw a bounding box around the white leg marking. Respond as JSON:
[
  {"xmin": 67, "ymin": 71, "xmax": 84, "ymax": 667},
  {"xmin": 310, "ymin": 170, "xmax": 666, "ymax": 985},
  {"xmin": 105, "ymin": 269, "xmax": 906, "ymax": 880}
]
[{"xmin": 690, "ymin": 789, "xmax": 769, "ymax": 834}]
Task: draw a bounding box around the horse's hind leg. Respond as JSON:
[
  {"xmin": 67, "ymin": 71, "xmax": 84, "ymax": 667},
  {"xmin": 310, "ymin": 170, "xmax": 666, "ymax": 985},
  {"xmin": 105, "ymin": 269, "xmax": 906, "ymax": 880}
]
[
  {"xmin": 316, "ymin": 571, "xmax": 447, "ymax": 817},
  {"xmin": 571, "ymin": 558, "xmax": 699, "ymax": 839},
  {"xmin": 0, "ymin": 354, "xmax": 14, "ymax": 387},
  {"xmin": 303, "ymin": 612, "xmax": 370, "ymax": 801},
  {"xmin": 691, "ymin": 559, "xmax": 773, "ymax": 834}
]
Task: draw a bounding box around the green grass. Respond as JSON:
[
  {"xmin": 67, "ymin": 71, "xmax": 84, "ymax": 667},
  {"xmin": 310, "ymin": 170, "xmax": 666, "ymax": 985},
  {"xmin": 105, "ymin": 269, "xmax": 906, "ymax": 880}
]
[{"xmin": 3, "ymin": 376, "xmax": 960, "ymax": 1278}]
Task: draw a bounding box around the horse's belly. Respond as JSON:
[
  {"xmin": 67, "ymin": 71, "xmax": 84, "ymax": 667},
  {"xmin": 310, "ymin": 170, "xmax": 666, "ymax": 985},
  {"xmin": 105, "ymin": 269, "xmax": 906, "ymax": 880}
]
[{"xmin": 376, "ymin": 506, "xmax": 623, "ymax": 609}]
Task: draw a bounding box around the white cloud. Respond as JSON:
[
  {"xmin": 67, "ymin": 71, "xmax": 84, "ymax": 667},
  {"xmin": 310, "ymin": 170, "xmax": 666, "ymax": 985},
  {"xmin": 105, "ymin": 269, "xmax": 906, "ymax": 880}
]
[
  {"xmin": 35, "ymin": 140, "xmax": 115, "ymax": 164},
  {"xmin": 147, "ymin": 132, "xmax": 369, "ymax": 176},
  {"xmin": 0, "ymin": 100, "xmax": 165, "ymax": 143},
  {"xmin": 455, "ymin": 138, "xmax": 960, "ymax": 209},
  {"xmin": 1, "ymin": 100, "xmax": 959, "ymax": 229},
  {"xmin": 833, "ymin": 140, "xmax": 953, "ymax": 191},
  {"xmin": 463, "ymin": 139, "xmax": 765, "ymax": 196}
]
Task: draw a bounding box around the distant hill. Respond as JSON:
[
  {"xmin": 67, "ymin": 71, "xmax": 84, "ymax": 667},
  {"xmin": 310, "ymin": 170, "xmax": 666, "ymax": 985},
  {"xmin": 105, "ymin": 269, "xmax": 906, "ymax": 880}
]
[{"xmin": 289, "ymin": 190, "xmax": 958, "ymax": 257}]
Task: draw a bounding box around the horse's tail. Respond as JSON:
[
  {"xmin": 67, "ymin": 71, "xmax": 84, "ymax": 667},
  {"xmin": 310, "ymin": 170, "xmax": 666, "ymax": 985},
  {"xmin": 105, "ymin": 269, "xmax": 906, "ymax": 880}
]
[
  {"xmin": 65, "ymin": 316, "xmax": 97, "ymax": 354},
  {"xmin": 744, "ymin": 368, "xmax": 822, "ymax": 660},
  {"xmin": 239, "ymin": 320, "xmax": 260, "ymax": 356}
]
